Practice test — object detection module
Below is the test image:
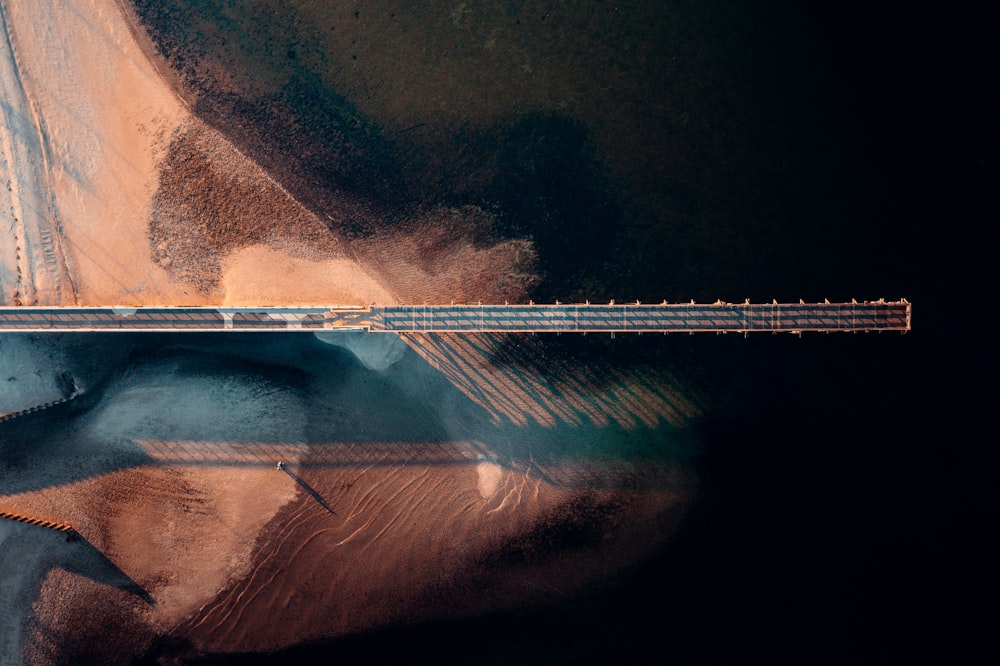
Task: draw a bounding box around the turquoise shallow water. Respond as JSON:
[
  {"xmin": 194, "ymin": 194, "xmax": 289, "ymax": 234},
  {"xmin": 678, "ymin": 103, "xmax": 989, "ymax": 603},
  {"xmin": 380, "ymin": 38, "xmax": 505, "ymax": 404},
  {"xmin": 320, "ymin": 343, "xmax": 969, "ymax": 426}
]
[{"xmin": 101, "ymin": 1, "xmax": 1000, "ymax": 662}]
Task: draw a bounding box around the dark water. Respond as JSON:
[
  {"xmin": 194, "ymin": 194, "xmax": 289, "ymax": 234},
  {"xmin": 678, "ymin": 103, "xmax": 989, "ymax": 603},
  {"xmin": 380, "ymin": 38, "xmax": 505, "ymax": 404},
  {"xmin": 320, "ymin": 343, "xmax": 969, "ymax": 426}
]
[{"xmin": 124, "ymin": 1, "xmax": 992, "ymax": 663}]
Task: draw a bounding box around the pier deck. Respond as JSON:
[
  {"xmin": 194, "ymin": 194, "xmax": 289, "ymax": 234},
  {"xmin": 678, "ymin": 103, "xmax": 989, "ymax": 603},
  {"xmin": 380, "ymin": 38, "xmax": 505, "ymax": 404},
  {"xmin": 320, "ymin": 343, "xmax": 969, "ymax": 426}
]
[{"xmin": 0, "ymin": 300, "xmax": 910, "ymax": 334}]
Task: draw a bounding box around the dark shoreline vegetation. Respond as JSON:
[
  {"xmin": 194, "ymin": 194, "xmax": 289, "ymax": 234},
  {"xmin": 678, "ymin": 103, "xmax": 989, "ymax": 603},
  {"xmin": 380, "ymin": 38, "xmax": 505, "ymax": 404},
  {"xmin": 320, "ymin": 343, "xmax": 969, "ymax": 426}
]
[{"xmin": 106, "ymin": 1, "xmax": 991, "ymax": 663}]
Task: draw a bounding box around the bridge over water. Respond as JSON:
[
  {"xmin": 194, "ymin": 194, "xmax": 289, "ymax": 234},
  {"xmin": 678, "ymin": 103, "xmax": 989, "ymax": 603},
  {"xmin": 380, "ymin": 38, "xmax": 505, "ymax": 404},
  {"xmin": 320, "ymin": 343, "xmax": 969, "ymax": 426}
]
[{"xmin": 0, "ymin": 300, "xmax": 910, "ymax": 334}]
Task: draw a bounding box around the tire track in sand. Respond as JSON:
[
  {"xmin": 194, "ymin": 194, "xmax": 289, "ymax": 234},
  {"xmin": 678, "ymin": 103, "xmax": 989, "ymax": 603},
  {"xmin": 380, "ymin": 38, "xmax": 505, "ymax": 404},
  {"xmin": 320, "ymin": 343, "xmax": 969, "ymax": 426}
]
[{"xmin": 0, "ymin": 1, "xmax": 74, "ymax": 305}]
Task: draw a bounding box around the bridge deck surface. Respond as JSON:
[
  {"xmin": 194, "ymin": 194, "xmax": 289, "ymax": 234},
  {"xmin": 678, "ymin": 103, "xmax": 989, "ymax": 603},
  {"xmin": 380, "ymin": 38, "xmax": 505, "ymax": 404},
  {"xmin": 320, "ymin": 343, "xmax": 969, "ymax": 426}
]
[
  {"xmin": 0, "ymin": 301, "xmax": 910, "ymax": 333},
  {"xmin": 371, "ymin": 302, "xmax": 910, "ymax": 333}
]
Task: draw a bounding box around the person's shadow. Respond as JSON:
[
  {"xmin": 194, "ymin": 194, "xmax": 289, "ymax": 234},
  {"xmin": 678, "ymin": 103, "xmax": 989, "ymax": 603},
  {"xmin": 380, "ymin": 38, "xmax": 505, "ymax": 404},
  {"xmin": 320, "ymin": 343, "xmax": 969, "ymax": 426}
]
[{"xmin": 277, "ymin": 462, "xmax": 337, "ymax": 516}]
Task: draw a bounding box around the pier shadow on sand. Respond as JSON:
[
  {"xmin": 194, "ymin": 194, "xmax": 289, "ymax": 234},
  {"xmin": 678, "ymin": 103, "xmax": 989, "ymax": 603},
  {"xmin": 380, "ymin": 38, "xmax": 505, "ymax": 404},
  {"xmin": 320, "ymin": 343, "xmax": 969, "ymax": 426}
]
[
  {"xmin": 0, "ymin": 520, "xmax": 153, "ymax": 606},
  {"xmin": 59, "ymin": 532, "xmax": 155, "ymax": 605}
]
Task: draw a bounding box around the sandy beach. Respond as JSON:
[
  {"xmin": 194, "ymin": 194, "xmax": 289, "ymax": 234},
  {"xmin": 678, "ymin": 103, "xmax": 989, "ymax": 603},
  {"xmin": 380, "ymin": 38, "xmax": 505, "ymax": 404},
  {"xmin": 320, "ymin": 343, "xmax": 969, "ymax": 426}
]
[{"xmin": 0, "ymin": 1, "xmax": 697, "ymax": 662}]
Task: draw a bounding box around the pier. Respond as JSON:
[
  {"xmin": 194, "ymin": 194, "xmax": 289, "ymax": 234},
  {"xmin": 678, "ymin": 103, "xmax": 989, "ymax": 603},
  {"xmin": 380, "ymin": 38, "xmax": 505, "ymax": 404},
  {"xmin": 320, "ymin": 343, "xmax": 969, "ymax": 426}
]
[{"xmin": 0, "ymin": 300, "xmax": 910, "ymax": 334}]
